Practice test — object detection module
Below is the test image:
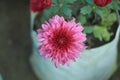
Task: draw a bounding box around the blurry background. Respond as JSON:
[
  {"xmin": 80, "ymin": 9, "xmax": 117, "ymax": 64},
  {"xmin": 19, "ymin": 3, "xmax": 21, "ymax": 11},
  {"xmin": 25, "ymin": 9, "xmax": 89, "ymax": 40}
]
[{"xmin": 0, "ymin": 1, "xmax": 119, "ymax": 80}]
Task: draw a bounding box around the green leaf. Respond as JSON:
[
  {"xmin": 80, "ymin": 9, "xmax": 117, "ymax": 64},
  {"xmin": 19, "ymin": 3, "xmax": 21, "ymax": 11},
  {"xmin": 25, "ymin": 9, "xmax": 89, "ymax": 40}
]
[
  {"xmin": 52, "ymin": 0, "xmax": 57, "ymax": 4},
  {"xmin": 102, "ymin": 28, "xmax": 111, "ymax": 41},
  {"xmin": 83, "ymin": 26, "xmax": 94, "ymax": 33},
  {"xmin": 94, "ymin": 7, "xmax": 111, "ymax": 17},
  {"xmin": 60, "ymin": 0, "xmax": 77, "ymax": 4},
  {"xmin": 67, "ymin": 0, "xmax": 77, "ymax": 3},
  {"xmin": 101, "ymin": 12, "xmax": 117, "ymax": 27},
  {"xmin": 95, "ymin": 7, "xmax": 117, "ymax": 27},
  {"xmin": 93, "ymin": 26, "xmax": 110, "ymax": 41},
  {"xmin": 94, "ymin": 7, "xmax": 103, "ymax": 16},
  {"xmin": 62, "ymin": 7, "xmax": 72, "ymax": 16},
  {"xmin": 80, "ymin": 5, "xmax": 93, "ymax": 15},
  {"xmin": 79, "ymin": 14, "xmax": 87, "ymax": 25},
  {"xmin": 107, "ymin": 0, "xmax": 120, "ymax": 10},
  {"xmin": 78, "ymin": 0, "xmax": 85, "ymax": 3},
  {"xmin": 86, "ymin": 0, "xmax": 94, "ymax": 5},
  {"xmin": 43, "ymin": 6, "xmax": 60, "ymax": 18},
  {"xmin": 50, "ymin": 6, "xmax": 59, "ymax": 14},
  {"xmin": 43, "ymin": 9, "xmax": 52, "ymax": 19}
]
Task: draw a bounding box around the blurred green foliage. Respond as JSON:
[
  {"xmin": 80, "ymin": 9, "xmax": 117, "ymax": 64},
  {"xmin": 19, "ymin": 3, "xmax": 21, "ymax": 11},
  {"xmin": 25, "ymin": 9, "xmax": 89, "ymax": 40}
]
[{"xmin": 39, "ymin": 0, "xmax": 120, "ymax": 41}]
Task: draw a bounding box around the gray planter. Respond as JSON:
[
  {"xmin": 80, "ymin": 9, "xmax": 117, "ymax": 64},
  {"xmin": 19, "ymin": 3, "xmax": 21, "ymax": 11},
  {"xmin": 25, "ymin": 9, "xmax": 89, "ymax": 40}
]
[{"xmin": 30, "ymin": 12, "xmax": 120, "ymax": 80}]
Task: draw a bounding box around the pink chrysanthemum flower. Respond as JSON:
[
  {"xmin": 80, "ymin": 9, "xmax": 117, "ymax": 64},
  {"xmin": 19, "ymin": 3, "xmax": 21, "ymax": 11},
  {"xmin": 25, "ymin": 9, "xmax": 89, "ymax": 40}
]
[{"xmin": 37, "ymin": 15, "xmax": 87, "ymax": 67}]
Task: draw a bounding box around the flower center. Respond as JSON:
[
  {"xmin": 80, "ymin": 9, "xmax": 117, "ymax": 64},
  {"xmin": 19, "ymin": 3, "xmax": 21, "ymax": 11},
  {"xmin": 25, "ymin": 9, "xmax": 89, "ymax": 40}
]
[
  {"xmin": 53, "ymin": 34, "xmax": 68, "ymax": 48},
  {"xmin": 58, "ymin": 36, "xmax": 67, "ymax": 45}
]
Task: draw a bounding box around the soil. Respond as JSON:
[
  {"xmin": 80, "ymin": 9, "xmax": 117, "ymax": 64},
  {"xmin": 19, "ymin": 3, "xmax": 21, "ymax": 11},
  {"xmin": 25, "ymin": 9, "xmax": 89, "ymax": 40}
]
[{"xmin": 0, "ymin": 0, "xmax": 120, "ymax": 80}]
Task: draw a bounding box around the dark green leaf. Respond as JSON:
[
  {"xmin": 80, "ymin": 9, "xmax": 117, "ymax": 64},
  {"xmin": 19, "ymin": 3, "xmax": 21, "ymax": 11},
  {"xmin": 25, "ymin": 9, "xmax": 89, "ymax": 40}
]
[
  {"xmin": 79, "ymin": 14, "xmax": 87, "ymax": 25},
  {"xmin": 80, "ymin": 6, "xmax": 93, "ymax": 15},
  {"xmin": 94, "ymin": 7, "xmax": 103, "ymax": 16},
  {"xmin": 60, "ymin": 0, "xmax": 77, "ymax": 4},
  {"xmin": 62, "ymin": 7, "xmax": 72, "ymax": 16},
  {"xmin": 52, "ymin": 0, "xmax": 57, "ymax": 4},
  {"xmin": 107, "ymin": 1, "xmax": 120, "ymax": 10},
  {"xmin": 86, "ymin": 0, "xmax": 94, "ymax": 5},
  {"xmin": 83, "ymin": 26, "xmax": 94, "ymax": 33}
]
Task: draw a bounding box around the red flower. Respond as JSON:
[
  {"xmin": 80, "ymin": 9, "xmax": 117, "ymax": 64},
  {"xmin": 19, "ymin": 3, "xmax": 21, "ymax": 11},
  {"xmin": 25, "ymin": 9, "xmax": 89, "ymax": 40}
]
[
  {"xmin": 37, "ymin": 15, "xmax": 87, "ymax": 67},
  {"xmin": 30, "ymin": 0, "xmax": 52, "ymax": 12},
  {"xmin": 94, "ymin": 0, "xmax": 112, "ymax": 7}
]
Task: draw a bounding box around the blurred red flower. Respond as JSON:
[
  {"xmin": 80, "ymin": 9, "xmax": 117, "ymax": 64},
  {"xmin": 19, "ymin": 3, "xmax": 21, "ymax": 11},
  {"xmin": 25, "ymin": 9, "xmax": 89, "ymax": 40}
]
[
  {"xmin": 94, "ymin": 0, "xmax": 112, "ymax": 7},
  {"xmin": 30, "ymin": 0, "xmax": 52, "ymax": 12}
]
